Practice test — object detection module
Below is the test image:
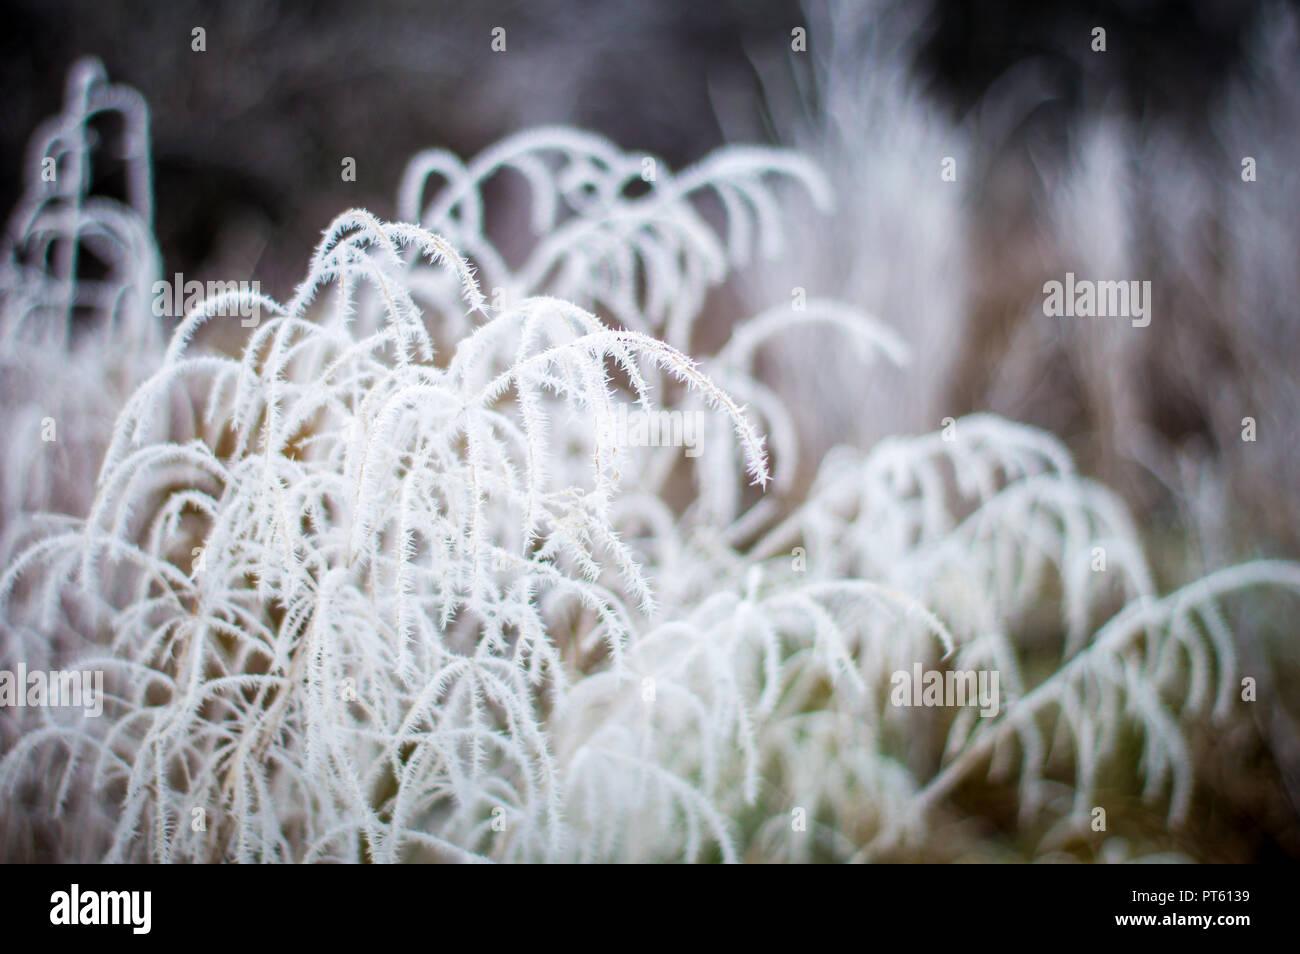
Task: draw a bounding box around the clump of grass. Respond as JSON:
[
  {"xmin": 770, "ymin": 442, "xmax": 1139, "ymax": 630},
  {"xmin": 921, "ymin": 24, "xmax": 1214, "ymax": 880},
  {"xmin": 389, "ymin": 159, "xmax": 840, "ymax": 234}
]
[{"xmin": 2, "ymin": 59, "xmax": 1297, "ymax": 863}]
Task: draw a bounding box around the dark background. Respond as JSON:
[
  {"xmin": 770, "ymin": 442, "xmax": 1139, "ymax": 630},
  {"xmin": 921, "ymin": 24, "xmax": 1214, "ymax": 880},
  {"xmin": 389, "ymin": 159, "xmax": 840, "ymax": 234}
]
[{"xmin": 0, "ymin": 0, "xmax": 1281, "ymax": 297}]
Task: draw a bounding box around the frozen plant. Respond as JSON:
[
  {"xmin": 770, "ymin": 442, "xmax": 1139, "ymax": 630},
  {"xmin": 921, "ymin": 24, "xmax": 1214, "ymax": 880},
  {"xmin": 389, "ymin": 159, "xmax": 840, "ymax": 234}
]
[
  {"xmin": 0, "ymin": 59, "xmax": 163, "ymax": 673},
  {"xmin": 1, "ymin": 61, "xmax": 1298, "ymax": 863}
]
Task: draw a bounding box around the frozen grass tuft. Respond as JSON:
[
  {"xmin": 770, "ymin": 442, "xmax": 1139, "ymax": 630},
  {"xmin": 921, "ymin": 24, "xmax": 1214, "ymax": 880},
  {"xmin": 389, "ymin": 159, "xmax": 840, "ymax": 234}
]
[{"xmin": 1, "ymin": 59, "xmax": 1297, "ymax": 863}]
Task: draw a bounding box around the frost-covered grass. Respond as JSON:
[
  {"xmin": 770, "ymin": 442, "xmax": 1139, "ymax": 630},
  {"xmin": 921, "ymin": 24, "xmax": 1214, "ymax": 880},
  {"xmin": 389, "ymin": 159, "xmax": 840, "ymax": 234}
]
[{"xmin": 0, "ymin": 58, "xmax": 1297, "ymax": 863}]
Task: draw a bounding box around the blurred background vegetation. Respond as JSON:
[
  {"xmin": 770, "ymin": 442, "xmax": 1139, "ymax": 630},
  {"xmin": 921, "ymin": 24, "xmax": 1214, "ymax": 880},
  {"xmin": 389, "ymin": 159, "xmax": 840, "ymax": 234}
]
[{"xmin": 0, "ymin": 0, "xmax": 1272, "ymax": 301}]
